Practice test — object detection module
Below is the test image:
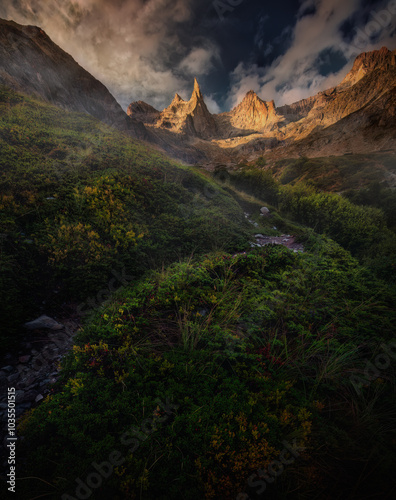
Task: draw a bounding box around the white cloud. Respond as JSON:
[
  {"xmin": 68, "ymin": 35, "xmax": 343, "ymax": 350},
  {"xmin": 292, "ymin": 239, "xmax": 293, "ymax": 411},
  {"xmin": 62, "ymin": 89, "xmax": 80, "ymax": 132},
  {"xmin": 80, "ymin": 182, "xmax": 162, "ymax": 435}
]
[
  {"xmin": 179, "ymin": 45, "xmax": 220, "ymax": 76},
  {"xmin": 205, "ymin": 95, "xmax": 221, "ymax": 114}
]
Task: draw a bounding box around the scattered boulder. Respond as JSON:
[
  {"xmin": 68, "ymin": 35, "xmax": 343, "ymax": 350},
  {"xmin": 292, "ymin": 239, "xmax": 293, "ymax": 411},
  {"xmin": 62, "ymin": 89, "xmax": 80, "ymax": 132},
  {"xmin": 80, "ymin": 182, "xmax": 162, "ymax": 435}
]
[
  {"xmin": 260, "ymin": 207, "xmax": 270, "ymax": 215},
  {"xmin": 24, "ymin": 315, "xmax": 64, "ymax": 331}
]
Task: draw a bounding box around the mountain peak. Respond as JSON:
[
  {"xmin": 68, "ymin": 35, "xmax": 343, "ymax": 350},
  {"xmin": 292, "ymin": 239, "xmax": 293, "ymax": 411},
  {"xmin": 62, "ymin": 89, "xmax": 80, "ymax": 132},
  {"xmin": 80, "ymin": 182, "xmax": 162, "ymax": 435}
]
[
  {"xmin": 228, "ymin": 90, "xmax": 278, "ymax": 131},
  {"xmin": 171, "ymin": 93, "xmax": 184, "ymax": 105},
  {"xmin": 193, "ymin": 78, "xmax": 201, "ymax": 93},
  {"xmin": 191, "ymin": 78, "xmax": 203, "ymax": 101},
  {"xmin": 153, "ymin": 78, "xmax": 216, "ymax": 139},
  {"xmin": 340, "ymin": 46, "xmax": 396, "ymax": 88},
  {"xmin": 245, "ymin": 90, "xmax": 259, "ymax": 98}
]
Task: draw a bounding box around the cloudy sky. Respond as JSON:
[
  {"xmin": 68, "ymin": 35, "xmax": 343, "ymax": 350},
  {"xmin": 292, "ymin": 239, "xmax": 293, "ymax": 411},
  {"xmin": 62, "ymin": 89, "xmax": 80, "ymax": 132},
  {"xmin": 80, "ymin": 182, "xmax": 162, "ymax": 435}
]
[{"xmin": 0, "ymin": 0, "xmax": 395, "ymax": 112}]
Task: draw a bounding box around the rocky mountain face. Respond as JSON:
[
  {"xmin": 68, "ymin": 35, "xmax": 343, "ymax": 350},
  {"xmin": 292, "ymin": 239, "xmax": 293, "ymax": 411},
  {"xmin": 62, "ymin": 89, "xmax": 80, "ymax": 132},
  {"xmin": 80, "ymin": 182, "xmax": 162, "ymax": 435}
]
[
  {"xmin": 217, "ymin": 91, "xmax": 280, "ymax": 135},
  {"xmin": 128, "ymin": 47, "xmax": 395, "ymax": 165},
  {"xmin": 0, "ymin": 17, "xmax": 394, "ymax": 166},
  {"xmin": 129, "ymin": 79, "xmax": 217, "ymax": 139},
  {"xmin": 0, "ymin": 19, "xmax": 147, "ymax": 140},
  {"xmin": 339, "ymin": 46, "xmax": 396, "ymax": 89},
  {"xmin": 127, "ymin": 101, "xmax": 160, "ymax": 125}
]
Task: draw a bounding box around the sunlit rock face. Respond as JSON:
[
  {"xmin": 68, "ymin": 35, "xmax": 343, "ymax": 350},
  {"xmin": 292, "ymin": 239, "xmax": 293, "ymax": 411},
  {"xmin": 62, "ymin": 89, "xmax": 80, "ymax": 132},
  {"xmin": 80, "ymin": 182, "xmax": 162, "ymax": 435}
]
[
  {"xmin": 153, "ymin": 79, "xmax": 218, "ymax": 139},
  {"xmin": 2, "ymin": 16, "xmax": 394, "ymax": 166}
]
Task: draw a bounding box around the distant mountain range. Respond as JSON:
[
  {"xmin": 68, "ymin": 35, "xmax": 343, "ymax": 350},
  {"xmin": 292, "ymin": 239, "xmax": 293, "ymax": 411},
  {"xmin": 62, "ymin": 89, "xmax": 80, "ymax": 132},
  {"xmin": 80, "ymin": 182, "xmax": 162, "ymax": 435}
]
[{"xmin": 1, "ymin": 18, "xmax": 395, "ymax": 166}]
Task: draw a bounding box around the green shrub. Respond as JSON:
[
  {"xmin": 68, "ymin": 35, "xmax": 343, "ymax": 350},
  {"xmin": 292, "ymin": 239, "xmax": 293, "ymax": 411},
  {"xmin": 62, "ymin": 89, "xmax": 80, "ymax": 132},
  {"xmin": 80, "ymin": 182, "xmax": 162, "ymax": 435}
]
[{"xmin": 18, "ymin": 245, "xmax": 396, "ymax": 499}]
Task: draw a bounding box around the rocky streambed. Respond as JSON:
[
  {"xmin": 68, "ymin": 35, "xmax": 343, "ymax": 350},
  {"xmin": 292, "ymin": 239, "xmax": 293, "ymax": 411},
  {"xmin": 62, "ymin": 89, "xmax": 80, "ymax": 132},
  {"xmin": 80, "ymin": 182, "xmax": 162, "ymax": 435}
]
[
  {"xmin": 245, "ymin": 209, "xmax": 304, "ymax": 253},
  {"xmin": 0, "ymin": 316, "xmax": 79, "ymax": 464}
]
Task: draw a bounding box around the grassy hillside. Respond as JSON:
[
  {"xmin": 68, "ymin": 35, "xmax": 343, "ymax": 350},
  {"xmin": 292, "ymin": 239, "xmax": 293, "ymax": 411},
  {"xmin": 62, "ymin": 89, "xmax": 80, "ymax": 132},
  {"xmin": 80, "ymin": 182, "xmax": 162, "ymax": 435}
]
[
  {"xmin": 271, "ymin": 153, "xmax": 396, "ymax": 191},
  {"xmin": 2, "ymin": 86, "xmax": 395, "ymax": 499},
  {"xmin": 18, "ymin": 242, "xmax": 396, "ymax": 499},
  {"xmin": 217, "ymin": 162, "xmax": 396, "ymax": 281},
  {"xmin": 0, "ymin": 86, "xmax": 249, "ymax": 349}
]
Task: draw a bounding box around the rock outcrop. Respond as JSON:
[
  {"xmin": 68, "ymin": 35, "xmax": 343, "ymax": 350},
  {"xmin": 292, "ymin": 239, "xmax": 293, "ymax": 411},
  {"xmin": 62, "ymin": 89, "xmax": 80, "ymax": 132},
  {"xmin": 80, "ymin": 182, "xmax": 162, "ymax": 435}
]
[
  {"xmin": 154, "ymin": 79, "xmax": 217, "ymax": 139},
  {"xmin": 226, "ymin": 91, "xmax": 279, "ymax": 131},
  {"xmin": 127, "ymin": 101, "xmax": 160, "ymax": 124},
  {"xmin": 339, "ymin": 46, "xmax": 396, "ymax": 89}
]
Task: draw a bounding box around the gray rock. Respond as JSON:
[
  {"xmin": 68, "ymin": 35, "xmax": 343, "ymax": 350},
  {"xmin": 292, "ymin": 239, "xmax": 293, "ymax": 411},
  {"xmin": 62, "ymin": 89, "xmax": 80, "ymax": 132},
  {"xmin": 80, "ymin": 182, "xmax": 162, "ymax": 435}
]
[
  {"xmin": 17, "ymin": 373, "xmax": 38, "ymax": 389},
  {"xmin": 24, "ymin": 315, "xmax": 64, "ymax": 331},
  {"xmin": 35, "ymin": 394, "xmax": 44, "ymax": 403},
  {"xmin": 1, "ymin": 366, "xmax": 14, "ymax": 373},
  {"xmin": 260, "ymin": 207, "xmax": 270, "ymax": 215}
]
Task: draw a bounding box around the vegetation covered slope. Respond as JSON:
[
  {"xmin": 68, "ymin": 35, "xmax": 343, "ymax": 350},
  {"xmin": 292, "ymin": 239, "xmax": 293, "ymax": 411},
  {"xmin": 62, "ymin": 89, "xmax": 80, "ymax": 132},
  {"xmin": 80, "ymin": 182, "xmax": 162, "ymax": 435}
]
[
  {"xmin": 0, "ymin": 86, "xmax": 249, "ymax": 349},
  {"xmin": 18, "ymin": 242, "xmax": 396, "ymax": 499},
  {"xmin": 271, "ymin": 154, "xmax": 396, "ymax": 192},
  {"xmin": 218, "ymin": 161, "xmax": 396, "ymax": 281},
  {"xmin": 2, "ymin": 85, "xmax": 395, "ymax": 500}
]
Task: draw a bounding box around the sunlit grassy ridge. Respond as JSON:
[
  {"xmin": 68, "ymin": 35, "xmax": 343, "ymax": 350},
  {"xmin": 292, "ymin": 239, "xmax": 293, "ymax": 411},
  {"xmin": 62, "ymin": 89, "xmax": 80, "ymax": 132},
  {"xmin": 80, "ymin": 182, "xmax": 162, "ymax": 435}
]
[{"xmin": 0, "ymin": 86, "xmax": 249, "ymax": 348}]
